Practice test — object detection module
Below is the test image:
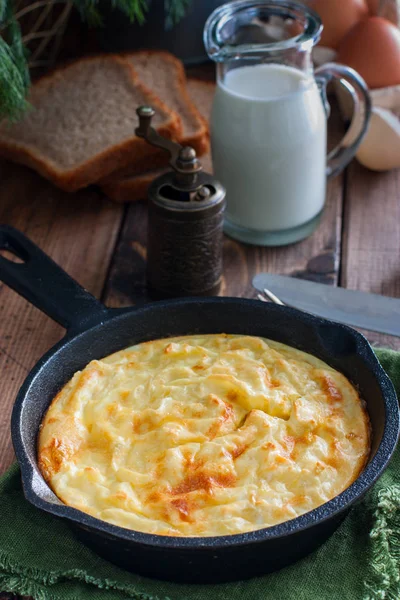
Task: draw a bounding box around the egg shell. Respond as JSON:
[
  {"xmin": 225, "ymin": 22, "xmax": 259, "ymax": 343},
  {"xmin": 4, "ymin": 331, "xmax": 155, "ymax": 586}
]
[
  {"xmin": 337, "ymin": 16, "xmax": 400, "ymax": 89},
  {"xmin": 356, "ymin": 106, "xmax": 400, "ymax": 170}
]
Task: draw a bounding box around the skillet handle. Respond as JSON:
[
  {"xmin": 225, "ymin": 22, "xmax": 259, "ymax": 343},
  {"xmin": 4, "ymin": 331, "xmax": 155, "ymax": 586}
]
[{"xmin": 0, "ymin": 225, "xmax": 109, "ymax": 330}]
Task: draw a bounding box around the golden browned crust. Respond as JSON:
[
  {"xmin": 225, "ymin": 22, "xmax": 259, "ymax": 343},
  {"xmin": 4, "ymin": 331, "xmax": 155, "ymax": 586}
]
[
  {"xmin": 0, "ymin": 54, "xmax": 182, "ymax": 192},
  {"xmin": 38, "ymin": 335, "xmax": 371, "ymax": 537}
]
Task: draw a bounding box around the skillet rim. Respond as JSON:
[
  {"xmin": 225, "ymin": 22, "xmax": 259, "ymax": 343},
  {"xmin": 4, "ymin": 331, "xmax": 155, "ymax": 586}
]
[{"xmin": 11, "ymin": 297, "xmax": 400, "ymax": 550}]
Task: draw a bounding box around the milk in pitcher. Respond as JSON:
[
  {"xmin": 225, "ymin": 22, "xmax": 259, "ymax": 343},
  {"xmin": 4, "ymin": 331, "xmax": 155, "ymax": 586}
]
[{"xmin": 211, "ymin": 63, "xmax": 327, "ymax": 242}]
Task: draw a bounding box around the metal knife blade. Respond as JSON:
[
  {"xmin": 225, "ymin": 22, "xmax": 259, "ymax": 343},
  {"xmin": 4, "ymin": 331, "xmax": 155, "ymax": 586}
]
[{"xmin": 252, "ymin": 273, "xmax": 400, "ymax": 337}]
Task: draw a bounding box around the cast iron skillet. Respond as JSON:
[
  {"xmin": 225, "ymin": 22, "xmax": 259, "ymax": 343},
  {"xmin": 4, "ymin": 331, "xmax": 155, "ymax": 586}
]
[{"xmin": 1, "ymin": 224, "xmax": 399, "ymax": 584}]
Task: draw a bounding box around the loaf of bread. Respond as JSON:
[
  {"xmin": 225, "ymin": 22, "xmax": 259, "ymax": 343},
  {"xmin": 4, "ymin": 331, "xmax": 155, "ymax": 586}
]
[
  {"xmin": 101, "ymin": 78, "xmax": 215, "ymax": 203},
  {"xmin": 0, "ymin": 55, "xmax": 182, "ymax": 192}
]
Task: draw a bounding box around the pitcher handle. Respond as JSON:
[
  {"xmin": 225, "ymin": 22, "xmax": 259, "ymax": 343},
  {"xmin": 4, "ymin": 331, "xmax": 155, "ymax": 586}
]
[{"xmin": 315, "ymin": 63, "xmax": 371, "ymax": 179}]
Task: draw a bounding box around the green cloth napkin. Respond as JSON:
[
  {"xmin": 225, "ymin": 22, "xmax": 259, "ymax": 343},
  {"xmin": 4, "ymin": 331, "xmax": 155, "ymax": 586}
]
[{"xmin": 1, "ymin": 348, "xmax": 399, "ymax": 600}]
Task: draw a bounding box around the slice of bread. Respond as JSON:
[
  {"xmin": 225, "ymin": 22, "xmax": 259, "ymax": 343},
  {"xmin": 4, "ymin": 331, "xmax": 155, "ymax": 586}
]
[
  {"xmin": 101, "ymin": 78, "xmax": 215, "ymax": 204},
  {"xmin": 0, "ymin": 55, "xmax": 182, "ymax": 192},
  {"xmin": 100, "ymin": 51, "xmax": 209, "ymax": 183},
  {"xmin": 130, "ymin": 51, "xmax": 208, "ymax": 153}
]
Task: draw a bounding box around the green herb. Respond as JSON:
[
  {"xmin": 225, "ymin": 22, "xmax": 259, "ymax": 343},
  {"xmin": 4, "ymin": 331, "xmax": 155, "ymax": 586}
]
[
  {"xmin": 0, "ymin": 0, "xmax": 193, "ymax": 121},
  {"xmin": 164, "ymin": 0, "xmax": 193, "ymax": 29},
  {"xmin": 74, "ymin": 0, "xmax": 149, "ymax": 26},
  {"xmin": 0, "ymin": 0, "xmax": 30, "ymax": 121}
]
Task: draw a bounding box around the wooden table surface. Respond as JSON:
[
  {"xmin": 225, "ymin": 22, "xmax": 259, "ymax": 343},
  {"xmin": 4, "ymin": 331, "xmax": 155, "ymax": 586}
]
[
  {"xmin": 0, "ymin": 83, "xmax": 400, "ymax": 475},
  {"xmin": 0, "ymin": 63, "xmax": 399, "ymax": 600}
]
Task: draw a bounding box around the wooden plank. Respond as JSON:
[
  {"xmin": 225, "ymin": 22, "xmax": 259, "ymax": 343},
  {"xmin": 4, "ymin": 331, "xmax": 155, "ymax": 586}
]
[
  {"xmin": 341, "ymin": 161, "xmax": 400, "ymax": 350},
  {"xmin": 0, "ymin": 161, "xmax": 123, "ymax": 473},
  {"xmin": 105, "ymin": 103, "xmax": 345, "ymax": 306}
]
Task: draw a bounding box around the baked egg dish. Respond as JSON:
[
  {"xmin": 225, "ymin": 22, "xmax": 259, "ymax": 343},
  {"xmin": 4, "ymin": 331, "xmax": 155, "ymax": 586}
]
[{"xmin": 38, "ymin": 334, "xmax": 370, "ymax": 537}]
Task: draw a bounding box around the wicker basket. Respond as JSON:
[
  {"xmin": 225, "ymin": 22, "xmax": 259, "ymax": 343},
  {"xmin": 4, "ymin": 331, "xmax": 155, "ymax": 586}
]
[{"xmin": 14, "ymin": 0, "xmax": 73, "ymax": 71}]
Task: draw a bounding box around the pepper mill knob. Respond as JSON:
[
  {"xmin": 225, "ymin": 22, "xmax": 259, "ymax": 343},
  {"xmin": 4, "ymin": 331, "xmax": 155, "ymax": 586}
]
[
  {"xmin": 179, "ymin": 147, "xmax": 196, "ymax": 161},
  {"xmin": 135, "ymin": 106, "xmax": 226, "ymax": 299},
  {"xmin": 136, "ymin": 106, "xmax": 156, "ymax": 131},
  {"xmin": 136, "ymin": 106, "xmax": 202, "ymax": 181}
]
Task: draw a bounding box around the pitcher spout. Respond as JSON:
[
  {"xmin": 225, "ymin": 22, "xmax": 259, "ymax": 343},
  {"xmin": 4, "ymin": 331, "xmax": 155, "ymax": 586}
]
[{"xmin": 204, "ymin": 0, "xmax": 322, "ymax": 63}]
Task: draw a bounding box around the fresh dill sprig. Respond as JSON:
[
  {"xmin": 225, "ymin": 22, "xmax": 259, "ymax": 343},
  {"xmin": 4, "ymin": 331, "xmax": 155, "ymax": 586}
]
[
  {"xmin": 164, "ymin": 0, "xmax": 193, "ymax": 29},
  {"xmin": 72, "ymin": 0, "xmax": 149, "ymax": 26},
  {"xmin": 111, "ymin": 0, "xmax": 149, "ymax": 24},
  {"xmin": 0, "ymin": 0, "xmax": 30, "ymax": 121}
]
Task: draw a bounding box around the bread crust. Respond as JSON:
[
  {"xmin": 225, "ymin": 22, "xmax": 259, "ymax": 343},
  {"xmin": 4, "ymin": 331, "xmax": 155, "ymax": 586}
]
[
  {"xmin": 99, "ymin": 51, "xmax": 209, "ymax": 184},
  {"xmin": 186, "ymin": 78, "xmax": 216, "ymax": 141},
  {"xmin": 0, "ymin": 54, "xmax": 182, "ymax": 192},
  {"xmin": 101, "ymin": 77, "xmax": 215, "ymax": 204},
  {"xmin": 101, "ymin": 169, "xmax": 165, "ymax": 203},
  {"xmin": 101, "ymin": 150, "xmax": 213, "ymax": 204},
  {"xmin": 122, "ymin": 50, "xmax": 208, "ymax": 149}
]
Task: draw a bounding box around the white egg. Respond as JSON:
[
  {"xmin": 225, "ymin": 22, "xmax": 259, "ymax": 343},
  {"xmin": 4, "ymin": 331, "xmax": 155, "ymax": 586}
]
[{"xmin": 356, "ymin": 106, "xmax": 400, "ymax": 171}]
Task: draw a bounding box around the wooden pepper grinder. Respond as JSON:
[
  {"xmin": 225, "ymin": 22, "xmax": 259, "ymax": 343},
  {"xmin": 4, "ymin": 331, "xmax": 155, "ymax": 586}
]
[{"xmin": 136, "ymin": 106, "xmax": 226, "ymax": 299}]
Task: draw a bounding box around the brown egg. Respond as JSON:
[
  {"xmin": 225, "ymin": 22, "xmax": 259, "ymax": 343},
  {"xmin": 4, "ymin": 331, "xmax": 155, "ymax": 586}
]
[
  {"xmin": 310, "ymin": 0, "xmax": 369, "ymax": 48},
  {"xmin": 366, "ymin": 0, "xmax": 380, "ymax": 14},
  {"xmin": 337, "ymin": 16, "xmax": 400, "ymax": 89}
]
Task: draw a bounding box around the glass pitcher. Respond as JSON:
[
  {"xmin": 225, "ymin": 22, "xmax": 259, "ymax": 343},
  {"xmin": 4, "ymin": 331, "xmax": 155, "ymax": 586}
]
[{"xmin": 204, "ymin": 0, "xmax": 371, "ymax": 246}]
